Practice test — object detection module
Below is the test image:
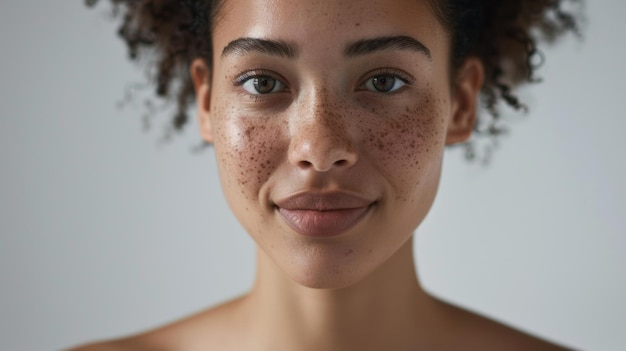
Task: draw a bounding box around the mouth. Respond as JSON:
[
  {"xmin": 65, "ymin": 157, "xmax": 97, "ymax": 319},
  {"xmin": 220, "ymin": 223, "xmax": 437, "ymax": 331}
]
[{"xmin": 274, "ymin": 192, "xmax": 376, "ymax": 237}]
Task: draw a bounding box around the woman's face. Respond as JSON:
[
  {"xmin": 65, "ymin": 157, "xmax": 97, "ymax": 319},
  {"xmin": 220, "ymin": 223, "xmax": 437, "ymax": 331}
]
[{"xmin": 194, "ymin": 0, "xmax": 481, "ymax": 288}]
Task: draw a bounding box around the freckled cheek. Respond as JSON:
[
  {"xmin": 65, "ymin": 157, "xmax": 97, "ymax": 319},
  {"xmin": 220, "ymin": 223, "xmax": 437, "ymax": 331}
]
[
  {"xmin": 213, "ymin": 108, "xmax": 284, "ymax": 199},
  {"xmin": 360, "ymin": 96, "xmax": 446, "ymax": 175}
]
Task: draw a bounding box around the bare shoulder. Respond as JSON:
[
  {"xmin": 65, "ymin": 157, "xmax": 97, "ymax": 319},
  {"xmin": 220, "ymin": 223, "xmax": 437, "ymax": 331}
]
[
  {"xmin": 465, "ymin": 315, "xmax": 573, "ymax": 351},
  {"xmin": 432, "ymin": 298, "xmax": 574, "ymax": 350},
  {"xmin": 65, "ymin": 295, "xmax": 248, "ymax": 351}
]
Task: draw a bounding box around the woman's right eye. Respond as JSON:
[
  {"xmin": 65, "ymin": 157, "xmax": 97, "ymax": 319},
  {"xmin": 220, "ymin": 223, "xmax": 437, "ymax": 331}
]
[{"xmin": 241, "ymin": 76, "xmax": 285, "ymax": 95}]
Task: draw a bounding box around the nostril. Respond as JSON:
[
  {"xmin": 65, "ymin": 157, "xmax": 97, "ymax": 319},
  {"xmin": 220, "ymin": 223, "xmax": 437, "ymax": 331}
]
[
  {"xmin": 297, "ymin": 158, "xmax": 349, "ymax": 172},
  {"xmin": 288, "ymin": 138, "xmax": 358, "ymax": 172},
  {"xmin": 298, "ymin": 160, "xmax": 313, "ymax": 168}
]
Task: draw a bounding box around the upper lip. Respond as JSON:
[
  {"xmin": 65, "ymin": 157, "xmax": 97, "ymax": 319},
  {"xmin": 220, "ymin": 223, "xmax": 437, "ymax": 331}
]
[{"xmin": 274, "ymin": 192, "xmax": 375, "ymax": 211}]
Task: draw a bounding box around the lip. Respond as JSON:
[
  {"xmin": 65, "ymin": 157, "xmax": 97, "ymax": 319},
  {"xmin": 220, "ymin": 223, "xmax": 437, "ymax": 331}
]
[{"xmin": 274, "ymin": 192, "xmax": 375, "ymax": 237}]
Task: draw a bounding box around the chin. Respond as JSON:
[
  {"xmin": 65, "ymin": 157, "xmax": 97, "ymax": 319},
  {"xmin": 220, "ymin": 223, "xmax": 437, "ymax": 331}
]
[
  {"xmin": 278, "ymin": 245, "xmax": 384, "ymax": 290},
  {"xmin": 289, "ymin": 267, "xmax": 369, "ymax": 290}
]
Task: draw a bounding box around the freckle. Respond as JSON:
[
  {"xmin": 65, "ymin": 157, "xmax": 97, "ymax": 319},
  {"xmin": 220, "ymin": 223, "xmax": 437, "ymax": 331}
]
[
  {"xmin": 345, "ymin": 249, "xmax": 354, "ymax": 256},
  {"xmin": 368, "ymin": 249, "xmax": 372, "ymax": 254},
  {"xmin": 355, "ymin": 22, "xmax": 360, "ymax": 26}
]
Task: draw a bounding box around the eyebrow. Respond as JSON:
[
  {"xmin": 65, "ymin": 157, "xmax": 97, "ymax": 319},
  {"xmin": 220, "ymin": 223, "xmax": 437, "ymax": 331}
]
[
  {"xmin": 222, "ymin": 38, "xmax": 299, "ymax": 59},
  {"xmin": 221, "ymin": 35, "xmax": 432, "ymax": 61},
  {"xmin": 345, "ymin": 35, "xmax": 431, "ymax": 60}
]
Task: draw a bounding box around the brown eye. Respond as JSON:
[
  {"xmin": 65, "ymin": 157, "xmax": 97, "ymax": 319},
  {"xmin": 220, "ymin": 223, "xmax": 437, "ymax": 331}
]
[
  {"xmin": 253, "ymin": 77, "xmax": 276, "ymax": 94},
  {"xmin": 372, "ymin": 76, "xmax": 395, "ymax": 92},
  {"xmin": 241, "ymin": 75, "xmax": 285, "ymax": 95},
  {"xmin": 363, "ymin": 74, "xmax": 406, "ymax": 93}
]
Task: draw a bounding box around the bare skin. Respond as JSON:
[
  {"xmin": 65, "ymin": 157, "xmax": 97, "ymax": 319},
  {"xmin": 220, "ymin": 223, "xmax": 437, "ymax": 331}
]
[
  {"xmin": 69, "ymin": 0, "xmax": 572, "ymax": 350},
  {"xmin": 70, "ymin": 241, "xmax": 572, "ymax": 351}
]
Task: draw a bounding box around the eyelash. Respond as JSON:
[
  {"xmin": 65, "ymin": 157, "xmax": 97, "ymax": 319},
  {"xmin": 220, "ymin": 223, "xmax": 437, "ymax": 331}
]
[
  {"xmin": 233, "ymin": 70, "xmax": 285, "ymax": 87},
  {"xmin": 232, "ymin": 67, "xmax": 415, "ymax": 97},
  {"xmin": 357, "ymin": 68, "xmax": 415, "ymax": 93}
]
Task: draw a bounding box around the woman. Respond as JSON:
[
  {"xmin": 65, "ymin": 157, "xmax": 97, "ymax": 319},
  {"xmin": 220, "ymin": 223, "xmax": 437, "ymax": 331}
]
[{"xmin": 71, "ymin": 0, "xmax": 579, "ymax": 350}]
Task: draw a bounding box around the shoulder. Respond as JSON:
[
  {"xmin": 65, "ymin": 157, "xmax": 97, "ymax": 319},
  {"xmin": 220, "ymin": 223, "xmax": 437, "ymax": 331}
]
[
  {"xmin": 431, "ymin": 298, "xmax": 573, "ymax": 350},
  {"xmin": 65, "ymin": 296, "xmax": 248, "ymax": 351},
  {"xmin": 459, "ymin": 311, "xmax": 572, "ymax": 350},
  {"xmin": 466, "ymin": 319, "xmax": 573, "ymax": 351}
]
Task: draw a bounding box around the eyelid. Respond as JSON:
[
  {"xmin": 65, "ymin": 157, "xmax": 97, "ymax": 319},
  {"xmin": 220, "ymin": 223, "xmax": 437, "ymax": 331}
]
[
  {"xmin": 231, "ymin": 67, "xmax": 414, "ymax": 95},
  {"xmin": 232, "ymin": 69, "xmax": 288, "ymax": 87},
  {"xmin": 357, "ymin": 67, "xmax": 415, "ymax": 90}
]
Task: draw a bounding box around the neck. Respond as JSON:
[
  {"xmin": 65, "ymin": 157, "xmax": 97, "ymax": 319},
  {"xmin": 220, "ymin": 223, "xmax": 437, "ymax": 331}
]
[{"xmin": 243, "ymin": 236, "xmax": 435, "ymax": 351}]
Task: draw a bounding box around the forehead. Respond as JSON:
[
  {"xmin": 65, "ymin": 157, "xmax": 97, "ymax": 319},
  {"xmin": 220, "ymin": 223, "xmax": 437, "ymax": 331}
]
[{"xmin": 212, "ymin": 0, "xmax": 448, "ymax": 60}]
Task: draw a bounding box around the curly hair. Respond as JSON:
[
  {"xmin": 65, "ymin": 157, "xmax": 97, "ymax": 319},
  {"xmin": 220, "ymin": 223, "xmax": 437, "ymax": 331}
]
[{"xmin": 86, "ymin": 0, "xmax": 581, "ymax": 157}]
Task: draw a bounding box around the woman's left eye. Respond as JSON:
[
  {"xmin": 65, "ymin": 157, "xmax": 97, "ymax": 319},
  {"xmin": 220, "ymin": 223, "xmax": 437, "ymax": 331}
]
[
  {"xmin": 241, "ymin": 76, "xmax": 286, "ymax": 95},
  {"xmin": 362, "ymin": 75, "xmax": 407, "ymax": 93}
]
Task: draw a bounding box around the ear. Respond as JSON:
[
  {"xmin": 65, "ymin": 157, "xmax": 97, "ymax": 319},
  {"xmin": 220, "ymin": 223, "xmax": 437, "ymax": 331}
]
[
  {"xmin": 445, "ymin": 57, "xmax": 484, "ymax": 145},
  {"xmin": 190, "ymin": 58, "xmax": 213, "ymax": 143}
]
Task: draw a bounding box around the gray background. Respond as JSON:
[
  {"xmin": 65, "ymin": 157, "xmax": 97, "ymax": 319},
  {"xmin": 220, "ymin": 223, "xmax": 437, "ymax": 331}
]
[{"xmin": 1, "ymin": 1, "xmax": 624, "ymax": 350}]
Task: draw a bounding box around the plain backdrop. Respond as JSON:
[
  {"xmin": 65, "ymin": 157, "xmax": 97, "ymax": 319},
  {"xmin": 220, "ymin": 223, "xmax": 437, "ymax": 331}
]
[{"xmin": 0, "ymin": 1, "xmax": 624, "ymax": 350}]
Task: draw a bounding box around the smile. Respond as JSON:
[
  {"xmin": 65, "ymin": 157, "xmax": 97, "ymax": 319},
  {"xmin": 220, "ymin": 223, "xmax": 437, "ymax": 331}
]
[{"xmin": 274, "ymin": 192, "xmax": 375, "ymax": 237}]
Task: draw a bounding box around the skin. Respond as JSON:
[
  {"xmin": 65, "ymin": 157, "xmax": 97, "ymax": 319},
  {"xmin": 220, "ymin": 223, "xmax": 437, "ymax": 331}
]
[{"xmin": 69, "ymin": 0, "xmax": 572, "ymax": 350}]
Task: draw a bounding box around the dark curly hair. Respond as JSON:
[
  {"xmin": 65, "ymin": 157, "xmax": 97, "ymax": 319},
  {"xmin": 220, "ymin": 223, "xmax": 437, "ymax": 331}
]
[{"xmin": 86, "ymin": 0, "xmax": 581, "ymax": 158}]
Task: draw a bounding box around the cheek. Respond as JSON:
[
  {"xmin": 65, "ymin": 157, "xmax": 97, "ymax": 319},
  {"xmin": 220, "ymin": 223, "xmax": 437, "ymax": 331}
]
[
  {"xmin": 212, "ymin": 104, "xmax": 285, "ymax": 202},
  {"xmin": 358, "ymin": 86, "xmax": 448, "ymax": 200}
]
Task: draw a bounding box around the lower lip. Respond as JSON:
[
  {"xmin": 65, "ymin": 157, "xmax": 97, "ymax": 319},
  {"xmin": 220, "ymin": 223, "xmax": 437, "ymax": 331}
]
[{"xmin": 277, "ymin": 205, "xmax": 373, "ymax": 237}]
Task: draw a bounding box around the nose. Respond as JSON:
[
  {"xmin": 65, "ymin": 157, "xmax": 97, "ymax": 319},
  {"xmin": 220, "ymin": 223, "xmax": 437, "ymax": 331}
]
[{"xmin": 288, "ymin": 95, "xmax": 358, "ymax": 172}]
